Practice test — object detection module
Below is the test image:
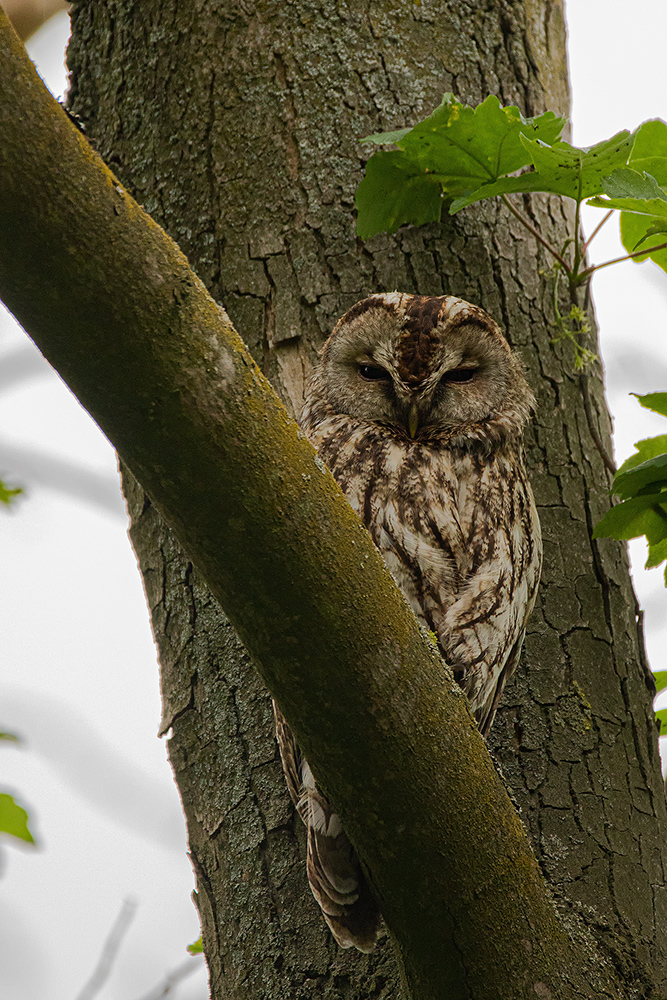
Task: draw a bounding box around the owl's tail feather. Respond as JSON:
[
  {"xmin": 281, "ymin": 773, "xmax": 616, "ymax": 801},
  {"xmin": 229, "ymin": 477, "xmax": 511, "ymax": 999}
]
[
  {"xmin": 303, "ymin": 782, "xmax": 382, "ymax": 952},
  {"xmin": 272, "ymin": 701, "xmax": 382, "ymax": 952},
  {"xmin": 311, "ymin": 840, "xmax": 383, "ymax": 953}
]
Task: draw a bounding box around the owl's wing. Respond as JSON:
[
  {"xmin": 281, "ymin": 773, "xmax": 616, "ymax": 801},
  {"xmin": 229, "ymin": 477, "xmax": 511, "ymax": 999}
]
[
  {"xmin": 369, "ymin": 482, "xmax": 540, "ymax": 737},
  {"xmin": 476, "ymin": 629, "xmax": 525, "ymax": 737},
  {"xmin": 435, "ymin": 495, "xmax": 541, "ymax": 733},
  {"xmin": 272, "ymin": 701, "xmax": 382, "ymax": 952}
]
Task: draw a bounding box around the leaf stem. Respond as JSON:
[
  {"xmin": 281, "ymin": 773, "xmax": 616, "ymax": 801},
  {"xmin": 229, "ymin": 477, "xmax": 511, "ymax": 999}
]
[
  {"xmin": 500, "ymin": 195, "xmax": 570, "ymax": 271},
  {"xmin": 572, "ymin": 196, "xmax": 582, "ymax": 278},
  {"xmin": 581, "ymin": 210, "xmax": 614, "ymax": 255},
  {"xmin": 577, "ymin": 241, "xmax": 667, "ymax": 281}
]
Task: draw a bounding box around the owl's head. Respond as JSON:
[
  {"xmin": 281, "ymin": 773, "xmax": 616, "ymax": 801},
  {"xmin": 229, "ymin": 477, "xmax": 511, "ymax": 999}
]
[{"xmin": 311, "ymin": 293, "xmax": 535, "ymax": 442}]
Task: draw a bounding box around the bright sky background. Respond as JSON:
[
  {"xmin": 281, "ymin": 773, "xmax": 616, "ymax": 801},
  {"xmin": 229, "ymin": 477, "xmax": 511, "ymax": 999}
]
[{"xmin": 1, "ymin": 4, "xmax": 667, "ymax": 998}]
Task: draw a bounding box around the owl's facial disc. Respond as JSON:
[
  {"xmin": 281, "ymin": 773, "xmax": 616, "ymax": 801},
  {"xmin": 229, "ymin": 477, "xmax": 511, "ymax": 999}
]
[
  {"xmin": 316, "ymin": 297, "xmax": 531, "ymax": 441},
  {"xmin": 407, "ymin": 364, "xmax": 480, "ymax": 437}
]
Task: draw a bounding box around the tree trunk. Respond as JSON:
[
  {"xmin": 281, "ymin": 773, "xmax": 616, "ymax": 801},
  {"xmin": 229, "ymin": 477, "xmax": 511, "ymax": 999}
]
[{"xmin": 65, "ymin": 1, "xmax": 667, "ymax": 997}]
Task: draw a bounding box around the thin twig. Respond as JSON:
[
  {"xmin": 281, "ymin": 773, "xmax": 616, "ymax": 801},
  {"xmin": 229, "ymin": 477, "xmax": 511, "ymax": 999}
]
[
  {"xmin": 572, "ymin": 192, "xmax": 582, "ymax": 277},
  {"xmin": 500, "ymin": 194, "xmax": 571, "ymax": 271},
  {"xmin": 581, "ymin": 210, "xmax": 614, "ymax": 255},
  {"xmin": 132, "ymin": 955, "xmax": 204, "ymax": 1000},
  {"xmin": 578, "ymin": 241, "xmax": 667, "ymax": 281},
  {"xmin": 75, "ymin": 899, "xmax": 138, "ymax": 1000}
]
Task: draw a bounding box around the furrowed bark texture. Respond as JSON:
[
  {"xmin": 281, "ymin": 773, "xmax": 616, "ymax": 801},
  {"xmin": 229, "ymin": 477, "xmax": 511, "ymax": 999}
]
[
  {"xmin": 0, "ymin": 12, "xmax": 598, "ymax": 1000},
  {"xmin": 64, "ymin": 1, "xmax": 667, "ymax": 997}
]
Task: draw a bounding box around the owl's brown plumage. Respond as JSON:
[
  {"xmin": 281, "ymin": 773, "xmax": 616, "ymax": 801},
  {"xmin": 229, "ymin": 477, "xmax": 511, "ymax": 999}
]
[{"xmin": 274, "ymin": 292, "xmax": 542, "ymax": 952}]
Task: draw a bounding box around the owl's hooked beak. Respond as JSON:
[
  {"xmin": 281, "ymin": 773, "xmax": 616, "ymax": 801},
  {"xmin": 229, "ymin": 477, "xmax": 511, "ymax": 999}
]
[{"xmin": 407, "ymin": 401, "xmax": 419, "ymax": 439}]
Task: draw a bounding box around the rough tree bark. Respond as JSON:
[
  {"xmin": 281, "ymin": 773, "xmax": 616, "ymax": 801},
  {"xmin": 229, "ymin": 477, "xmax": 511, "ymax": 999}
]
[{"xmin": 40, "ymin": 0, "xmax": 667, "ymax": 997}]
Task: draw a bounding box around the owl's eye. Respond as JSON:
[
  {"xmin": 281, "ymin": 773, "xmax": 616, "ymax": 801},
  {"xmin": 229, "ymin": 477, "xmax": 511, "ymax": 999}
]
[
  {"xmin": 442, "ymin": 367, "xmax": 478, "ymax": 384},
  {"xmin": 358, "ymin": 364, "xmax": 391, "ymax": 382}
]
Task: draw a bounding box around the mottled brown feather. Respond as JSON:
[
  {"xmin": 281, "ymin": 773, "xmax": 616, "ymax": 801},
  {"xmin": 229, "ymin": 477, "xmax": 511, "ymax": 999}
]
[{"xmin": 274, "ymin": 293, "xmax": 542, "ymax": 952}]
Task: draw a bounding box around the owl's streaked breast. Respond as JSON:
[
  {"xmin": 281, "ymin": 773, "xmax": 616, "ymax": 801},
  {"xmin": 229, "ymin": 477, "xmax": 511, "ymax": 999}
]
[{"xmin": 301, "ymin": 408, "xmax": 541, "ymax": 731}]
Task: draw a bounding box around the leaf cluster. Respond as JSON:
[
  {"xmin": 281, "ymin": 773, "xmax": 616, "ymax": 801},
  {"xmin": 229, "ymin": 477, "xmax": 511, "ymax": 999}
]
[
  {"xmin": 356, "ymin": 94, "xmax": 667, "ymax": 285},
  {"xmin": 593, "ymin": 395, "xmax": 667, "ymax": 587},
  {"xmin": 590, "ymin": 120, "xmax": 667, "ymax": 274},
  {"xmin": 356, "ymin": 94, "xmax": 565, "ymax": 237}
]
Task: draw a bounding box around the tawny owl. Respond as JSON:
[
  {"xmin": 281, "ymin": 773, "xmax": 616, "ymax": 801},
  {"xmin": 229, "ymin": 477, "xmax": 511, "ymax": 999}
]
[{"xmin": 274, "ymin": 292, "xmax": 542, "ymax": 952}]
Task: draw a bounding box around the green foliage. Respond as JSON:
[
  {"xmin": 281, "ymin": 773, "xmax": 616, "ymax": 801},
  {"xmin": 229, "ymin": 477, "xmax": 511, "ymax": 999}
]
[
  {"xmin": 356, "ymin": 94, "xmax": 566, "ymax": 238},
  {"xmin": 451, "ymin": 130, "xmax": 635, "ymax": 211},
  {"xmin": 357, "ymin": 153, "xmax": 444, "ymax": 240},
  {"xmin": 593, "ymin": 394, "xmax": 667, "ymax": 583},
  {"xmin": 0, "ymin": 478, "xmax": 22, "ymax": 506},
  {"xmin": 187, "ymin": 935, "xmax": 203, "ymax": 955},
  {"xmin": 653, "ymin": 670, "xmax": 667, "ymax": 696},
  {"xmin": 356, "ymin": 95, "xmax": 667, "ymax": 288},
  {"xmin": 589, "ymin": 157, "xmax": 667, "ymax": 272},
  {"xmin": 550, "ymin": 293, "xmax": 597, "ymax": 370},
  {"xmin": 0, "ymin": 793, "xmax": 35, "ymax": 844},
  {"xmin": 591, "ymin": 167, "xmax": 667, "ymax": 215},
  {"xmin": 619, "ymin": 120, "xmax": 667, "ymax": 272},
  {"xmin": 1, "ymin": 730, "xmax": 36, "ymax": 850}
]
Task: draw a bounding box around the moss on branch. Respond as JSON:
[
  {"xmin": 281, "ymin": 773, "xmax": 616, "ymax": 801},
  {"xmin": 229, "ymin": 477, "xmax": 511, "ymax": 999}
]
[{"xmin": 0, "ymin": 11, "xmax": 621, "ymax": 999}]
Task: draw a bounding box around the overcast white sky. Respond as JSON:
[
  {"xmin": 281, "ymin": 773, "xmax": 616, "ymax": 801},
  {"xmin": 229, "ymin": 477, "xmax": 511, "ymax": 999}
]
[{"xmin": 1, "ymin": 4, "xmax": 667, "ymax": 999}]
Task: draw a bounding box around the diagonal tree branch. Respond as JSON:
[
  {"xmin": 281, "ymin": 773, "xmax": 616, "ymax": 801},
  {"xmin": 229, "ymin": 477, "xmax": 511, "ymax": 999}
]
[
  {"xmin": 2, "ymin": 0, "xmax": 69, "ymax": 41},
  {"xmin": 0, "ymin": 12, "xmax": 619, "ymax": 1000}
]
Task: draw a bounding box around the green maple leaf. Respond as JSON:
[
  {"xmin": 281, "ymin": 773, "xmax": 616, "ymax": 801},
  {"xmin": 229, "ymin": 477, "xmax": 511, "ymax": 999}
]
[
  {"xmin": 451, "ymin": 131, "xmax": 636, "ymax": 212},
  {"xmin": 612, "ymin": 119, "xmax": 667, "ymax": 272},
  {"xmin": 356, "ymin": 93, "xmax": 566, "ymax": 238}
]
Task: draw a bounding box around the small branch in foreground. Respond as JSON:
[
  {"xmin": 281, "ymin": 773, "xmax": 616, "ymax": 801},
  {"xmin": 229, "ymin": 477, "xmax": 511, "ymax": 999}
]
[
  {"xmin": 581, "ymin": 209, "xmax": 614, "ymax": 255},
  {"xmin": 500, "ymin": 194, "xmax": 570, "ymax": 271},
  {"xmin": 75, "ymin": 898, "xmax": 137, "ymax": 1000},
  {"xmin": 578, "ymin": 241, "xmax": 667, "ymax": 281}
]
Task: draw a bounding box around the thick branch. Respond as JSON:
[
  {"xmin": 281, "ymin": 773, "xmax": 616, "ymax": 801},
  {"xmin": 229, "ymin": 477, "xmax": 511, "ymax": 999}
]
[
  {"xmin": 2, "ymin": 0, "xmax": 68, "ymax": 41},
  {"xmin": 0, "ymin": 13, "xmax": 618, "ymax": 1000}
]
